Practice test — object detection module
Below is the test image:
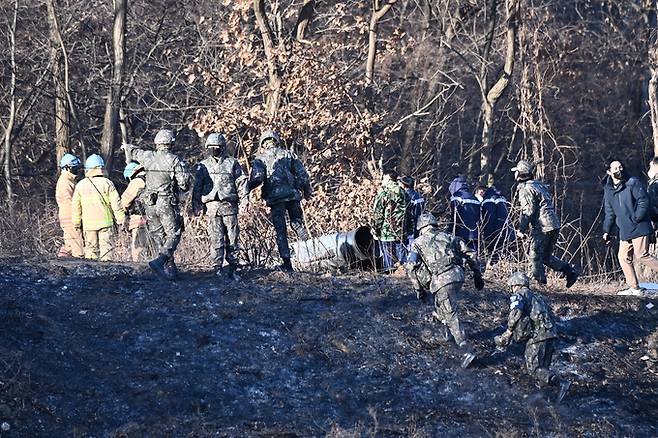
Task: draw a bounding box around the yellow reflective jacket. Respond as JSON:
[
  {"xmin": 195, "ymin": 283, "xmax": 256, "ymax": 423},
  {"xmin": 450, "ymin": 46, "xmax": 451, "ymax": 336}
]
[
  {"xmin": 72, "ymin": 169, "xmax": 126, "ymax": 231},
  {"xmin": 121, "ymin": 177, "xmax": 147, "ymax": 230},
  {"xmin": 55, "ymin": 170, "xmax": 77, "ymax": 228}
]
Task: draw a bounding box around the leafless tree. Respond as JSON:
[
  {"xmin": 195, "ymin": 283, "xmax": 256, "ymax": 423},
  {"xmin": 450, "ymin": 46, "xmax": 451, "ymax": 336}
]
[{"xmin": 100, "ymin": 0, "xmax": 127, "ymax": 173}]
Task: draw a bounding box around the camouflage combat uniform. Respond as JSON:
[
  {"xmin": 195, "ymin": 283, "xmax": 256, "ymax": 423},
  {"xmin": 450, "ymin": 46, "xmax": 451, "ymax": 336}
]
[
  {"xmin": 496, "ymin": 283, "xmax": 559, "ymax": 385},
  {"xmin": 192, "ymin": 153, "xmax": 248, "ymax": 274},
  {"xmin": 123, "ymin": 143, "xmax": 191, "ymax": 273},
  {"xmin": 248, "ymin": 132, "xmax": 312, "ymax": 269},
  {"xmin": 372, "ymin": 180, "xmax": 412, "ymax": 268},
  {"xmin": 517, "ymin": 179, "xmax": 576, "ymax": 284},
  {"xmin": 407, "ymin": 214, "xmax": 483, "ymax": 368}
]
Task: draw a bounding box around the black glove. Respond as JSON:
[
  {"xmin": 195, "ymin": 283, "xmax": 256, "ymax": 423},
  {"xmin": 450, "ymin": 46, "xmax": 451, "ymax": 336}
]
[{"xmin": 474, "ymin": 273, "xmax": 485, "ymax": 290}]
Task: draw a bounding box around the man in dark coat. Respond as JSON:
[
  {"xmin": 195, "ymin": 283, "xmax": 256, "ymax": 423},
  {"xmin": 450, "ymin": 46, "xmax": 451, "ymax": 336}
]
[
  {"xmin": 475, "ymin": 185, "xmax": 515, "ymax": 254},
  {"xmin": 602, "ymin": 159, "xmax": 658, "ymax": 296},
  {"xmin": 449, "ymin": 176, "xmax": 480, "ymax": 249}
]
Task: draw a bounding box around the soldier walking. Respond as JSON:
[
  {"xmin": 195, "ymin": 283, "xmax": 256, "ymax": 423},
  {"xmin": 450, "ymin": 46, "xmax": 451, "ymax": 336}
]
[
  {"xmin": 122, "ymin": 129, "xmax": 191, "ymax": 280},
  {"xmin": 248, "ymin": 130, "xmax": 313, "ymax": 272},
  {"xmin": 71, "ymin": 154, "xmax": 125, "ymax": 261},
  {"xmin": 494, "ymin": 272, "xmax": 571, "ymax": 403},
  {"xmin": 121, "ymin": 161, "xmax": 150, "ymax": 261},
  {"xmin": 512, "ymin": 160, "xmax": 579, "ymax": 287},
  {"xmin": 192, "ymin": 133, "xmax": 249, "ymax": 280},
  {"xmin": 406, "ymin": 212, "xmax": 485, "ymax": 368},
  {"xmin": 56, "ymin": 153, "xmax": 84, "ymax": 258}
]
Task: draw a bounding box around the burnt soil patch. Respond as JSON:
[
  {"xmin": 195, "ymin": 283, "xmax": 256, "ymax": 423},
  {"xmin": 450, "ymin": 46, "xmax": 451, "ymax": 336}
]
[{"xmin": 0, "ymin": 259, "xmax": 656, "ymax": 437}]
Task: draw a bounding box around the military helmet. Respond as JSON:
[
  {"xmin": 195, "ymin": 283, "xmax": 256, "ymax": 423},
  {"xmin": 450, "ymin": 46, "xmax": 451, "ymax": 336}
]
[
  {"xmin": 60, "ymin": 153, "xmax": 81, "ymax": 169},
  {"xmin": 416, "ymin": 212, "xmax": 438, "ymax": 231},
  {"xmin": 259, "ymin": 130, "xmax": 281, "ymax": 147},
  {"xmin": 511, "ymin": 160, "xmax": 534, "ymax": 175},
  {"xmin": 154, "ymin": 129, "xmax": 175, "ymax": 145},
  {"xmin": 205, "ymin": 133, "xmax": 227, "ymax": 148},
  {"xmin": 85, "ymin": 154, "xmax": 105, "ymax": 170},
  {"xmin": 507, "ymin": 272, "xmax": 530, "ymax": 288},
  {"xmin": 123, "ymin": 161, "xmax": 144, "ymax": 180}
]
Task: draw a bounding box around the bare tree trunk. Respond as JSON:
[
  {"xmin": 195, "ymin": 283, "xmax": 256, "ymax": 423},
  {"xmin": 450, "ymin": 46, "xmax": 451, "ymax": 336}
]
[
  {"xmin": 254, "ymin": 0, "xmax": 283, "ymax": 120},
  {"xmin": 649, "ymin": 0, "xmax": 658, "ymax": 157},
  {"xmin": 3, "ymin": 0, "xmax": 19, "ymax": 211},
  {"xmin": 295, "ymin": 0, "xmax": 314, "ymax": 43},
  {"xmin": 480, "ymin": 0, "xmax": 519, "ymax": 185},
  {"xmin": 100, "ymin": 0, "xmax": 127, "ymax": 174},
  {"xmin": 46, "ymin": 0, "xmax": 70, "ymax": 168},
  {"xmin": 365, "ymin": 0, "xmax": 398, "ymax": 86}
]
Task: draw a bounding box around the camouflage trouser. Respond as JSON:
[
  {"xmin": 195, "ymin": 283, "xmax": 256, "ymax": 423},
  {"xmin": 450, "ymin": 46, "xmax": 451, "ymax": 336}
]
[
  {"xmin": 83, "ymin": 227, "xmax": 114, "ymax": 261},
  {"xmin": 145, "ymin": 198, "xmax": 182, "ymax": 261},
  {"xmin": 525, "ymin": 338, "xmax": 556, "ymax": 386},
  {"xmin": 209, "ymin": 213, "xmax": 239, "ymax": 269},
  {"xmin": 528, "ymin": 229, "xmax": 569, "ymax": 283},
  {"xmin": 434, "ymin": 281, "xmax": 466, "ymax": 347},
  {"xmin": 269, "ymin": 200, "xmax": 309, "ymax": 260}
]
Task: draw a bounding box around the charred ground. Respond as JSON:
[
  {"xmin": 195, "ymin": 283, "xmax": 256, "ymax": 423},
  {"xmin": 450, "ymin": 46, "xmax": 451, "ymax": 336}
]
[{"xmin": 0, "ymin": 259, "xmax": 656, "ymax": 437}]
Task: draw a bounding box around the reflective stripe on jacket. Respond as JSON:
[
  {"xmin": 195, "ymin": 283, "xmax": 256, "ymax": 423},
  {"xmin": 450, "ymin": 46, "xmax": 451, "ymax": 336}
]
[{"xmin": 72, "ymin": 169, "xmax": 126, "ymax": 231}]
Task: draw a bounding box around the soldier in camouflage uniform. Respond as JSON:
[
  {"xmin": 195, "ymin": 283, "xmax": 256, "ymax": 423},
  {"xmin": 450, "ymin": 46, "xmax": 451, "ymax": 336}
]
[
  {"xmin": 122, "ymin": 129, "xmax": 191, "ymax": 280},
  {"xmin": 513, "ymin": 160, "xmax": 579, "ymax": 287},
  {"xmin": 248, "ymin": 130, "xmax": 312, "ymax": 271},
  {"xmin": 192, "ymin": 133, "xmax": 249, "ymax": 280},
  {"xmin": 495, "ymin": 272, "xmax": 571, "ymax": 403},
  {"xmin": 372, "ymin": 170, "xmax": 412, "ymax": 270},
  {"xmin": 406, "ymin": 212, "xmax": 485, "ymax": 368}
]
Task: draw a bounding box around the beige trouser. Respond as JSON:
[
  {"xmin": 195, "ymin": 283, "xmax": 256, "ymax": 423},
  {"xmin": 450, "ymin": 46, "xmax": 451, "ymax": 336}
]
[
  {"xmin": 130, "ymin": 226, "xmax": 150, "ymax": 262},
  {"xmin": 618, "ymin": 235, "xmax": 658, "ymax": 288},
  {"xmin": 83, "ymin": 227, "xmax": 115, "ymax": 261},
  {"xmin": 59, "ymin": 226, "xmax": 84, "ymax": 258}
]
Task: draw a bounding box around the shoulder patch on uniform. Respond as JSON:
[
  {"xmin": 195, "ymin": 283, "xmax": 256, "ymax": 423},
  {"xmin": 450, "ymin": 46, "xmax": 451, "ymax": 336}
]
[{"xmin": 510, "ymin": 294, "xmax": 524, "ymax": 310}]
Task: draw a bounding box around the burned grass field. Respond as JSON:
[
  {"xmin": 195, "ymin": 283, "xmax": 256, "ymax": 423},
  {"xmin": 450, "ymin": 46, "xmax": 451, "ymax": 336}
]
[{"xmin": 0, "ymin": 259, "xmax": 656, "ymax": 437}]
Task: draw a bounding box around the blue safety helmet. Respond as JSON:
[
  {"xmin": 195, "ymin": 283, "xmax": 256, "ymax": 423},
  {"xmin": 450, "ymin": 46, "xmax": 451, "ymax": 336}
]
[
  {"xmin": 59, "ymin": 153, "xmax": 81, "ymax": 169},
  {"xmin": 85, "ymin": 154, "xmax": 105, "ymax": 170},
  {"xmin": 123, "ymin": 161, "xmax": 143, "ymax": 180}
]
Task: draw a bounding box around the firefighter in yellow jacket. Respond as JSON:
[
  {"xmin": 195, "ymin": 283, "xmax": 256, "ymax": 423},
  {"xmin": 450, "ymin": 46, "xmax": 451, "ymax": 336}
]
[
  {"xmin": 121, "ymin": 161, "xmax": 150, "ymax": 261},
  {"xmin": 55, "ymin": 153, "xmax": 84, "ymax": 258},
  {"xmin": 72, "ymin": 154, "xmax": 125, "ymax": 261}
]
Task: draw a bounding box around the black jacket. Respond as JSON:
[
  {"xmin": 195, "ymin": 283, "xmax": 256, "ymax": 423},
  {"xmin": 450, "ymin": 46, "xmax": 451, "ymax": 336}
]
[{"xmin": 602, "ymin": 175, "xmax": 653, "ymax": 241}]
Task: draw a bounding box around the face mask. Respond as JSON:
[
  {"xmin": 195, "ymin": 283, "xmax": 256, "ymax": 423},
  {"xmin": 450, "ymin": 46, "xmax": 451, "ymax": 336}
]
[
  {"xmin": 612, "ymin": 171, "xmax": 623, "ymax": 180},
  {"xmin": 209, "ymin": 147, "xmax": 223, "ymax": 157},
  {"xmin": 69, "ymin": 166, "xmax": 81, "ymax": 176}
]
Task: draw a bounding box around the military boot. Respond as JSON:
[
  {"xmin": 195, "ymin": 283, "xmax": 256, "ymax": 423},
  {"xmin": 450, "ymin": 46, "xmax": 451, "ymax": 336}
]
[
  {"xmin": 564, "ymin": 266, "xmax": 579, "ymax": 288},
  {"xmin": 149, "ymin": 254, "xmax": 172, "ymax": 281},
  {"xmin": 459, "ymin": 342, "xmax": 477, "ymax": 369},
  {"xmin": 225, "ymin": 264, "xmax": 240, "ymax": 282},
  {"xmin": 165, "ymin": 259, "xmax": 179, "ymax": 281},
  {"xmin": 281, "ymin": 257, "xmax": 294, "ymax": 272}
]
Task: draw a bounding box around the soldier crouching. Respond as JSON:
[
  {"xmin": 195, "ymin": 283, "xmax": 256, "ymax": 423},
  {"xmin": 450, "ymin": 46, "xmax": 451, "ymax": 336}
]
[
  {"xmin": 494, "ymin": 272, "xmax": 571, "ymax": 402},
  {"xmin": 406, "ymin": 212, "xmax": 485, "ymax": 368}
]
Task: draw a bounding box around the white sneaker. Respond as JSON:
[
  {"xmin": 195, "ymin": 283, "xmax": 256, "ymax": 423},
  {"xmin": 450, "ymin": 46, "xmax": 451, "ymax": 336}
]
[{"xmin": 617, "ymin": 288, "xmax": 646, "ymax": 297}]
